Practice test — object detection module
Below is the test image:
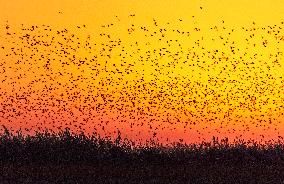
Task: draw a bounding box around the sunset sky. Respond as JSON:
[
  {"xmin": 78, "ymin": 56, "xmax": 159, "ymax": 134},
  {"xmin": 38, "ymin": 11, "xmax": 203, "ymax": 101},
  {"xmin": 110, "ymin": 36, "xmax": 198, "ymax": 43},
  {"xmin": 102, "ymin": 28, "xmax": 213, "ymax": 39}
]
[{"xmin": 0, "ymin": 0, "xmax": 284, "ymax": 146}]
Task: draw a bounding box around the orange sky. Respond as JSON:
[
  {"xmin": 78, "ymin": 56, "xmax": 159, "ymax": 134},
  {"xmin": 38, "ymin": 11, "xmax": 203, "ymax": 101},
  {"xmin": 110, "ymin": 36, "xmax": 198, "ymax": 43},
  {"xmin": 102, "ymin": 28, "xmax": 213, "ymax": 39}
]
[{"xmin": 0, "ymin": 0, "xmax": 284, "ymax": 146}]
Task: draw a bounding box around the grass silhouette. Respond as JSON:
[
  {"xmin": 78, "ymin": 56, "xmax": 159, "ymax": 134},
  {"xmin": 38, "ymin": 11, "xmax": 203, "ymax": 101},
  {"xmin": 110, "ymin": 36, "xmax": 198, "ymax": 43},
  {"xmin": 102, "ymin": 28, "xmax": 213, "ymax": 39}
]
[{"xmin": 1, "ymin": 126, "xmax": 284, "ymax": 183}]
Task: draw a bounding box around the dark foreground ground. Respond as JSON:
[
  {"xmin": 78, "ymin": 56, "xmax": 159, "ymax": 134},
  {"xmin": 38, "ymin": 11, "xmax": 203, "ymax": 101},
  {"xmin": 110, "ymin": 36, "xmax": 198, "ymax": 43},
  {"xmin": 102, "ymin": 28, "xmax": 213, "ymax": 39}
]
[
  {"xmin": 1, "ymin": 161, "xmax": 284, "ymax": 184},
  {"xmin": 1, "ymin": 127, "xmax": 284, "ymax": 183}
]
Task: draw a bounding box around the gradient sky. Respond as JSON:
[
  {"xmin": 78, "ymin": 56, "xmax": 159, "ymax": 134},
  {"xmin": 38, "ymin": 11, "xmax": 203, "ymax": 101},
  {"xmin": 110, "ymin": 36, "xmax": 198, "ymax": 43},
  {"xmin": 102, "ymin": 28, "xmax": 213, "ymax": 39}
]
[{"xmin": 1, "ymin": 0, "xmax": 284, "ymax": 146}]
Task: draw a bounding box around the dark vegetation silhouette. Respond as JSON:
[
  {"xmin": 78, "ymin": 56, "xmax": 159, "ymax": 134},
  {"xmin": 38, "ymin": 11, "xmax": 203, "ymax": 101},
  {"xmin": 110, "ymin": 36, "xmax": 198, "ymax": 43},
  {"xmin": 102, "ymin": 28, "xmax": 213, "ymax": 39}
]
[{"xmin": 1, "ymin": 126, "xmax": 284, "ymax": 183}]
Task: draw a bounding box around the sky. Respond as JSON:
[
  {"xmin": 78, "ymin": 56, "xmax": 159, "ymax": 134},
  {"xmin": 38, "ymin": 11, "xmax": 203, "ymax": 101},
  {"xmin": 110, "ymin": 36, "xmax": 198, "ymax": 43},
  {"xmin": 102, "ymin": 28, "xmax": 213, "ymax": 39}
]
[{"xmin": 0, "ymin": 0, "xmax": 284, "ymax": 146}]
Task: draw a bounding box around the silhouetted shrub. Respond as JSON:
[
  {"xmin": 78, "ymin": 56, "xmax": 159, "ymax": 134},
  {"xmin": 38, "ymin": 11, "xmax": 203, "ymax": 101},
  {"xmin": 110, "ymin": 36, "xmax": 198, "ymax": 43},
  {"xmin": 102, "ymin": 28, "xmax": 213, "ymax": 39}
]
[{"xmin": 0, "ymin": 126, "xmax": 284, "ymax": 166}]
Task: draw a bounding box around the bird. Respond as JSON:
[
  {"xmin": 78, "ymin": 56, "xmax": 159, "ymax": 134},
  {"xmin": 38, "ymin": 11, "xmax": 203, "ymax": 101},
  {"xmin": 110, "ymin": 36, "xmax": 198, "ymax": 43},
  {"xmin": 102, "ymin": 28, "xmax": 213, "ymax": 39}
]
[{"xmin": 0, "ymin": 12, "xmax": 283, "ymax": 148}]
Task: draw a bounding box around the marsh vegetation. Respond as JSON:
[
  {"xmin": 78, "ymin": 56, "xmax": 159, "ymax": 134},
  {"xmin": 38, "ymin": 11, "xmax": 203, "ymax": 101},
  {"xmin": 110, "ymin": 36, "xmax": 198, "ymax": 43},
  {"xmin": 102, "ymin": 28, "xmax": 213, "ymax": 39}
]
[{"xmin": 0, "ymin": 127, "xmax": 284, "ymax": 183}]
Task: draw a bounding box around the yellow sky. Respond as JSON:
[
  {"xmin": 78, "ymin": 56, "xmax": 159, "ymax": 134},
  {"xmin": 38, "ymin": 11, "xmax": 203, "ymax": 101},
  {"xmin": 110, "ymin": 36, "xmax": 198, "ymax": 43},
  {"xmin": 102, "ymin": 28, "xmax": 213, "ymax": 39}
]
[
  {"xmin": 1, "ymin": 0, "xmax": 284, "ymax": 144},
  {"xmin": 1, "ymin": 0, "xmax": 284, "ymax": 27}
]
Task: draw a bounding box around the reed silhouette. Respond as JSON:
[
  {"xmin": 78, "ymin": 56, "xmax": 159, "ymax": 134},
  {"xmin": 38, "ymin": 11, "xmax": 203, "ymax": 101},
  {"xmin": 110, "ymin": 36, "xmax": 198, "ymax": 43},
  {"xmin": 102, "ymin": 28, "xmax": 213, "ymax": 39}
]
[{"xmin": 1, "ymin": 126, "xmax": 284, "ymax": 183}]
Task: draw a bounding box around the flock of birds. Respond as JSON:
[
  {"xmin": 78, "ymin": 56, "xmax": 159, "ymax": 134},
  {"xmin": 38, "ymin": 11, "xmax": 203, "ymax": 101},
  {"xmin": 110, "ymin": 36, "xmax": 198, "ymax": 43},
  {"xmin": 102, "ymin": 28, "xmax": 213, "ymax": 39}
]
[{"xmin": 0, "ymin": 14, "xmax": 284, "ymax": 145}]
